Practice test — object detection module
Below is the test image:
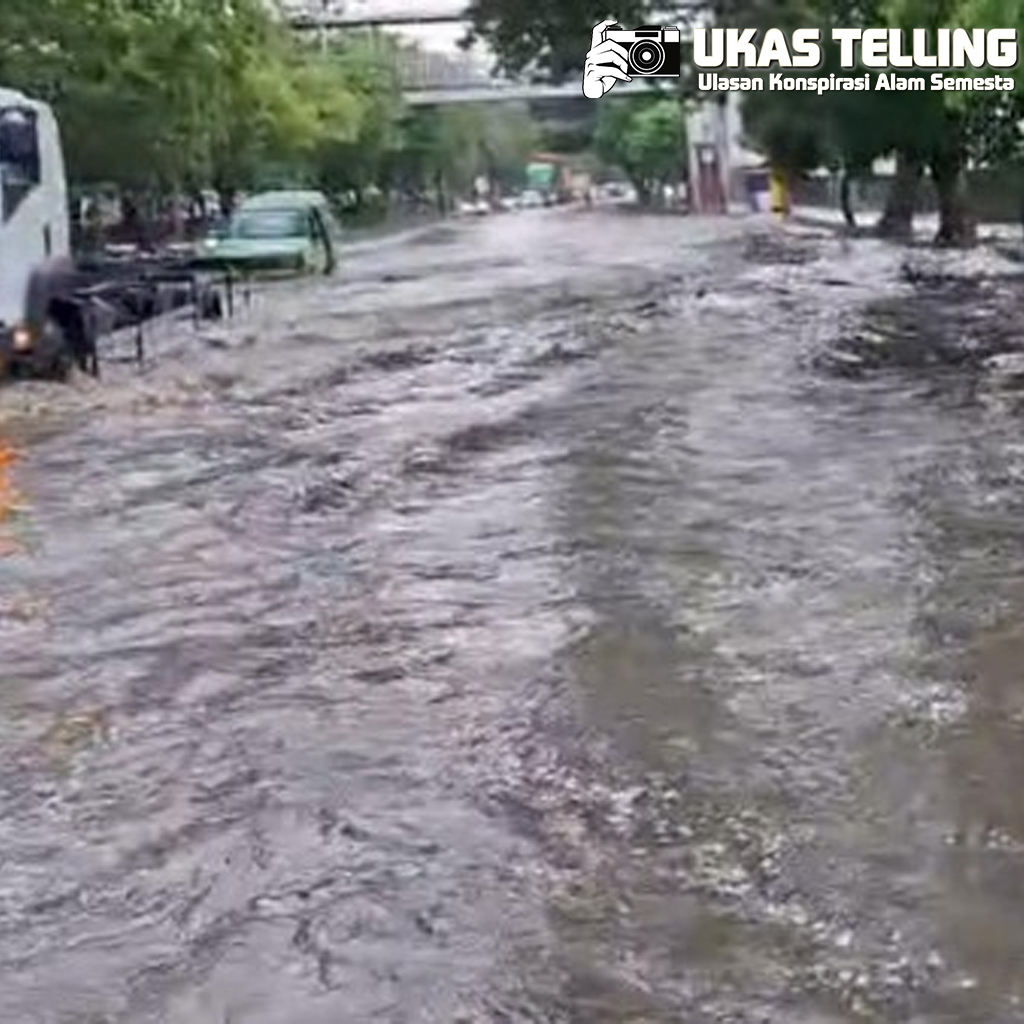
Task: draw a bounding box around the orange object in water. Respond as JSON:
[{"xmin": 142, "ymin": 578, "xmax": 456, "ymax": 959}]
[
  {"xmin": 769, "ymin": 169, "xmax": 791, "ymax": 216},
  {"xmin": 0, "ymin": 443, "xmax": 24, "ymax": 554}
]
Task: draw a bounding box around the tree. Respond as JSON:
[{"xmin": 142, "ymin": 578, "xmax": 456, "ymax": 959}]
[
  {"xmin": 724, "ymin": 0, "xmax": 919, "ymax": 235},
  {"xmin": 594, "ymin": 96, "xmax": 688, "ymax": 205},
  {"xmin": 463, "ymin": 0, "xmax": 652, "ymax": 79},
  {"xmin": 0, "ymin": 0, "xmax": 368, "ymax": 210},
  {"xmin": 732, "ymin": 0, "xmax": 1023, "ymax": 245},
  {"xmin": 479, "ymin": 102, "xmax": 541, "ymax": 188},
  {"xmin": 394, "ymin": 107, "xmax": 478, "ymax": 210},
  {"xmin": 202, "ymin": 11, "xmax": 363, "ymax": 206},
  {"xmin": 310, "ymin": 32, "xmax": 406, "ymax": 211},
  {"xmin": 392, "ymin": 101, "xmax": 540, "ymax": 209}
]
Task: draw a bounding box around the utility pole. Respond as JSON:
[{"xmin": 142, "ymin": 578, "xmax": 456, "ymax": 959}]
[{"xmin": 716, "ymin": 92, "xmax": 731, "ymax": 211}]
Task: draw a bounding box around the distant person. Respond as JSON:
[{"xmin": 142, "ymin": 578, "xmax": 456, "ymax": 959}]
[
  {"xmin": 84, "ymin": 198, "xmax": 103, "ymax": 251},
  {"xmin": 746, "ymin": 174, "xmax": 759, "ymax": 213}
]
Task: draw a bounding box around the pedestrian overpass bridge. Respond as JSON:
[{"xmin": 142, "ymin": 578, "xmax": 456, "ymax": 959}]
[
  {"xmin": 280, "ymin": 2, "xmax": 745, "ymax": 211},
  {"xmin": 280, "ymin": 1, "xmax": 688, "ymax": 105}
]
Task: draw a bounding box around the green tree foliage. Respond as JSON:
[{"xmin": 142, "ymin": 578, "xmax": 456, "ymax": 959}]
[
  {"xmin": 463, "ymin": 0, "xmax": 652, "ymax": 78},
  {"xmin": 594, "ymin": 96, "xmax": 688, "ymax": 204},
  {"xmin": 478, "ymin": 103, "xmax": 543, "ymax": 187},
  {"xmin": 310, "ymin": 33, "xmax": 406, "ymax": 207},
  {"xmin": 469, "ymin": 0, "xmax": 1024, "ymax": 245},
  {"xmin": 0, "ymin": 1, "xmax": 365, "ymax": 194},
  {"xmin": 0, "ymin": 3, "xmax": 544, "ymax": 224},
  {"xmin": 731, "ymin": 0, "xmax": 1024, "ymax": 243},
  {"xmin": 391, "ymin": 101, "xmax": 539, "ymax": 209}
]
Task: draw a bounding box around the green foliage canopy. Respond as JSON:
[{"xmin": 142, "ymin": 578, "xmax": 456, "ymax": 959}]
[{"xmin": 594, "ymin": 97, "xmax": 688, "ymax": 201}]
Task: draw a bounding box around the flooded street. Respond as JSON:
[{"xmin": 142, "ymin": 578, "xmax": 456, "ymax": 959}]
[{"xmin": 5, "ymin": 208, "xmax": 1024, "ymax": 1022}]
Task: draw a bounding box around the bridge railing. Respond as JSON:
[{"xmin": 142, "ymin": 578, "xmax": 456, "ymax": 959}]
[
  {"xmin": 395, "ymin": 49, "xmax": 494, "ymax": 90},
  {"xmin": 280, "ymin": 2, "xmax": 704, "ymax": 29},
  {"xmin": 277, "ymin": 1, "xmax": 703, "ymax": 94},
  {"xmin": 278, "ymin": 0, "xmax": 475, "ymax": 28}
]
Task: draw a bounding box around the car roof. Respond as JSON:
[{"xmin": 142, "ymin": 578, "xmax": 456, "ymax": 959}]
[{"xmin": 239, "ymin": 191, "xmax": 329, "ymax": 212}]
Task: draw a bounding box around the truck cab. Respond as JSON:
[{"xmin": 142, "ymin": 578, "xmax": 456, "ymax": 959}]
[{"xmin": 0, "ymin": 85, "xmax": 73, "ymax": 376}]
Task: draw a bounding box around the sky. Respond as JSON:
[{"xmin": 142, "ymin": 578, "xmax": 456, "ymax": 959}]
[
  {"xmin": 287, "ymin": 0, "xmax": 492, "ymax": 60},
  {"xmin": 399, "ymin": 22, "xmax": 476, "ymax": 53}
]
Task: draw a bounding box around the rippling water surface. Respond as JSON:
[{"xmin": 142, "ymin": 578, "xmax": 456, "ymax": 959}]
[{"xmin": 3, "ymin": 211, "xmax": 1024, "ymax": 1022}]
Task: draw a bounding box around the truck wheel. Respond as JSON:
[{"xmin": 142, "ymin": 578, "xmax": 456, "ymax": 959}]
[
  {"xmin": 41, "ymin": 318, "xmax": 74, "ymax": 383},
  {"xmin": 199, "ymin": 288, "xmax": 223, "ymax": 321},
  {"xmin": 47, "ymin": 307, "xmax": 98, "ymax": 379},
  {"xmin": 49, "ymin": 347, "xmax": 74, "ymax": 383}
]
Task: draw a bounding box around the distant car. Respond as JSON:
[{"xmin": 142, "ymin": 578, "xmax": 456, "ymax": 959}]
[
  {"xmin": 192, "ymin": 190, "xmax": 341, "ymax": 275},
  {"xmin": 599, "ymin": 182, "xmax": 638, "ymax": 204},
  {"xmin": 519, "ymin": 190, "xmax": 544, "ymax": 208},
  {"xmin": 498, "ymin": 195, "xmax": 520, "ymax": 211},
  {"xmin": 457, "ymin": 199, "xmax": 490, "ymax": 216}
]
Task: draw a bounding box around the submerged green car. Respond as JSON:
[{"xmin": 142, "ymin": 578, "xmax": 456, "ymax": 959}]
[{"xmin": 193, "ymin": 191, "xmax": 340, "ymax": 276}]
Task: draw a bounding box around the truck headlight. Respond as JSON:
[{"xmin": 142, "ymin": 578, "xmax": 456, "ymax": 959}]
[{"xmin": 12, "ymin": 326, "xmax": 32, "ymax": 352}]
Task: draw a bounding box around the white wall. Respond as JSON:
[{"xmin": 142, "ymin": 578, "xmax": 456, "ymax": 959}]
[{"xmin": 685, "ymin": 91, "xmax": 747, "ymax": 204}]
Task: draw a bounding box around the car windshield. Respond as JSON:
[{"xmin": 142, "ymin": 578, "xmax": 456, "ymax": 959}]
[{"xmin": 228, "ymin": 208, "xmax": 306, "ymax": 239}]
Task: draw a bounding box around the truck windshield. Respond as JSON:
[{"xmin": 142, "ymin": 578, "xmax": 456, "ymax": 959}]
[
  {"xmin": 228, "ymin": 209, "xmax": 306, "ymax": 239},
  {"xmin": 0, "ymin": 106, "xmax": 41, "ymax": 222}
]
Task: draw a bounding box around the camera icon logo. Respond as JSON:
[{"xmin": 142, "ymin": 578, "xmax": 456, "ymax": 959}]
[
  {"xmin": 605, "ymin": 25, "xmax": 681, "ymax": 76},
  {"xmin": 583, "ymin": 20, "xmax": 681, "ymax": 98}
]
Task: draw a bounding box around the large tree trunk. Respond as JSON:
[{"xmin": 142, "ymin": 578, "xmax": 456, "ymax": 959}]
[
  {"xmin": 632, "ymin": 178, "xmax": 653, "ymax": 206},
  {"xmin": 876, "ymin": 151, "xmax": 922, "ymax": 239},
  {"xmin": 168, "ymin": 191, "xmax": 185, "ymax": 241},
  {"xmin": 931, "ymin": 152, "xmax": 976, "ymax": 247},
  {"xmin": 188, "ymin": 189, "xmax": 206, "ymax": 238},
  {"xmin": 434, "ymin": 170, "xmax": 448, "ymax": 214},
  {"xmin": 212, "ymin": 178, "xmax": 237, "ymax": 220},
  {"xmin": 840, "ymin": 170, "xmax": 856, "ymax": 229}
]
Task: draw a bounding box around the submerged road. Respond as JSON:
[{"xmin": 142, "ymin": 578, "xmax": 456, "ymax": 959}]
[{"xmin": 2, "ymin": 209, "xmax": 1024, "ymax": 1022}]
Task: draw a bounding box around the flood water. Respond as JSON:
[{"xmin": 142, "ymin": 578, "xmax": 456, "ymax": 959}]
[{"xmin": 3, "ymin": 209, "xmax": 1024, "ymax": 1022}]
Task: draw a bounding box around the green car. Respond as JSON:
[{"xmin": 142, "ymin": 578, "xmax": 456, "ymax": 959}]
[{"xmin": 193, "ymin": 190, "xmax": 340, "ymax": 276}]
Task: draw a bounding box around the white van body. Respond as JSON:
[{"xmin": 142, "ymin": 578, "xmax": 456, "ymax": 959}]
[{"xmin": 0, "ymin": 84, "xmax": 72, "ymax": 366}]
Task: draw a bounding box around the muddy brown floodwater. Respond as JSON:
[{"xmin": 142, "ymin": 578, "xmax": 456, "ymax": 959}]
[{"xmin": 4, "ymin": 209, "xmax": 1024, "ymax": 1022}]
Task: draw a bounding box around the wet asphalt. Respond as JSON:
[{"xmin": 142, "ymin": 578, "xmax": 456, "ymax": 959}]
[{"xmin": 3, "ymin": 208, "xmax": 1024, "ymax": 1022}]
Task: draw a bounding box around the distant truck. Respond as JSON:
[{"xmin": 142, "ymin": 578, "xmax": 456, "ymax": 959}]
[
  {"xmin": 568, "ymin": 171, "xmax": 593, "ymax": 202},
  {"xmin": 526, "ymin": 161, "xmax": 573, "ymax": 205}
]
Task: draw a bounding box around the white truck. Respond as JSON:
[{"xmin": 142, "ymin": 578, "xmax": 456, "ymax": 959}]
[
  {"xmin": 0, "ymin": 84, "xmax": 227, "ymax": 381},
  {"xmin": 0, "ymin": 86, "xmax": 78, "ymax": 377}
]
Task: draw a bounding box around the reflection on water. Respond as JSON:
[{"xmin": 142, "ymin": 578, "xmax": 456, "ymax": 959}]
[
  {"xmin": 536, "ymin": 240, "xmax": 1024, "ymax": 1018},
  {"xmin": 938, "ymin": 614, "xmax": 1024, "ymax": 1016}
]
